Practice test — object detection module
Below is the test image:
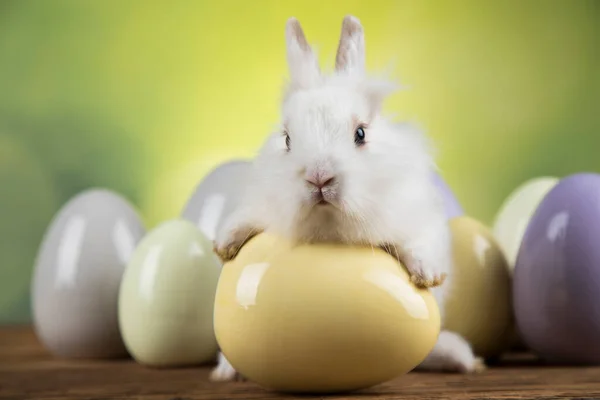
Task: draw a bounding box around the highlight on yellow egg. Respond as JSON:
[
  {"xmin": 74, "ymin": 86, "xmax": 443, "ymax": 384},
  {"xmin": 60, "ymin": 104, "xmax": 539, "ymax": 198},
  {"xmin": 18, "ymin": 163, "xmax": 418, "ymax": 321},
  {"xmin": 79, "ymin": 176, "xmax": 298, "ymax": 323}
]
[
  {"xmin": 214, "ymin": 233, "xmax": 441, "ymax": 393},
  {"xmin": 118, "ymin": 219, "xmax": 221, "ymax": 367},
  {"xmin": 444, "ymin": 216, "xmax": 513, "ymax": 359}
]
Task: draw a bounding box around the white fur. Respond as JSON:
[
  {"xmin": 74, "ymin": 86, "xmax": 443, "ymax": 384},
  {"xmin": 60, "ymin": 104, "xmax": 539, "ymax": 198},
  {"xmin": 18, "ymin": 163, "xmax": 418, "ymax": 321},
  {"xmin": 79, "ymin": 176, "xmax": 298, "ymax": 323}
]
[
  {"xmin": 211, "ymin": 15, "xmax": 482, "ymax": 382},
  {"xmin": 210, "ymin": 352, "xmax": 239, "ymax": 382},
  {"xmin": 416, "ymin": 331, "xmax": 484, "ymax": 373}
]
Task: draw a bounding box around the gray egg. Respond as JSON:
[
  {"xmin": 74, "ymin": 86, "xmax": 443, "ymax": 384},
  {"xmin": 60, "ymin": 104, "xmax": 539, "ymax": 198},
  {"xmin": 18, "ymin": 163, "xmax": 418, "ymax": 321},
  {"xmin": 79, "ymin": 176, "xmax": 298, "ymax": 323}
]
[
  {"xmin": 181, "ymin": 159, "xmax": 252, "ymax": 242},
  {"xmin": 31, "ymin": 188, "xmax": 145, "ymax": 359}
]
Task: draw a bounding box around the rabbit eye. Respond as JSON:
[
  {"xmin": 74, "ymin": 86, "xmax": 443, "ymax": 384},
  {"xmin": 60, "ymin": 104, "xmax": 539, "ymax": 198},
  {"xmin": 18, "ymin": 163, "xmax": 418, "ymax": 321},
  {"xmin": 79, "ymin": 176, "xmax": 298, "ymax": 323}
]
[
  {"xmin": 354, "ymin": 126, "xmax": 366, "ymax": 146},
  {"xmin": 285, "ymin": 133, "xmax": 291, "ymax": 151}
]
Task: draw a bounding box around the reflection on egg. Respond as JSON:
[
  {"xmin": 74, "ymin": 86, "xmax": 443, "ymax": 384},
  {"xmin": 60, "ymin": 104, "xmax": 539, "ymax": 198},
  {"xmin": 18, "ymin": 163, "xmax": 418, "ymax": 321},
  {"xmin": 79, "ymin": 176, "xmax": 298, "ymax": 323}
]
[
  {"xmin": 214, "ymin": 233, "xmax": 440, "ymax": 393},
  {"xmin": 31, "ymin": 189, "xmax": 145, "ymax": 358},
  {"xmin": 492, "ymin": 176, "xmax": 559, "ymax": 272},
  {"xmin": 514, "ymin": 173, "xmax": 600, "ymax": 364},
  {"xmin": 181, "ymin": 160, "xmax": 251, "ymax": 242},
  {"xmin": 119, "ymin": 219, "xmax": 221, "ymax": 367},
  {"xmin": 444, "ymin": 217, "xmax": 513, "ymax": 358}
]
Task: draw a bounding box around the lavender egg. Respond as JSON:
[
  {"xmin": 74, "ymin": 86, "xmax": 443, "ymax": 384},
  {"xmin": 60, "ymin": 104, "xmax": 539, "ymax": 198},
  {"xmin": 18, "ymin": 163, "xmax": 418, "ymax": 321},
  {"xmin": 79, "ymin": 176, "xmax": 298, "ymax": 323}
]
[
  {"xmin": 514, "ymin": 173, "xmax": 600, "ymax": 364},
  {"xmin": 432, "ymin": 172, "xmax": 463, "ymax": 219}
]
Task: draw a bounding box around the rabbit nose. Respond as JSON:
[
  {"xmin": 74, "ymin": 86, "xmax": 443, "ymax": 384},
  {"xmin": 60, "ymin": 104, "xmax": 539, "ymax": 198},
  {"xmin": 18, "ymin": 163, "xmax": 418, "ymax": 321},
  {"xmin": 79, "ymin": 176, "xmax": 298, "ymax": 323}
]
[{"xmin": 305, "ymin": 172, "xmax": 336, "ymax": 189}]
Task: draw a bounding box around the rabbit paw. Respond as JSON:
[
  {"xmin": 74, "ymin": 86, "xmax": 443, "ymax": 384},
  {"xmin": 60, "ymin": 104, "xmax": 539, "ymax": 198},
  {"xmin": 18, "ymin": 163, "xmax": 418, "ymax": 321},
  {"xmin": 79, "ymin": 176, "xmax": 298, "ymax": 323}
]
[
  {"xmin": 404, "ymin": 256, "xmax": 447, "ymax": 289},
  {"xmin": 213, "ymin": 226, "xmax": 260, "ymax": 263},
  {"xmin": 379, "ymin": 244, "xmax": 446, "ymax": 289},
  {"xmin": 213, "ymin": 241, "xmax": 241, "ymax": 263}
]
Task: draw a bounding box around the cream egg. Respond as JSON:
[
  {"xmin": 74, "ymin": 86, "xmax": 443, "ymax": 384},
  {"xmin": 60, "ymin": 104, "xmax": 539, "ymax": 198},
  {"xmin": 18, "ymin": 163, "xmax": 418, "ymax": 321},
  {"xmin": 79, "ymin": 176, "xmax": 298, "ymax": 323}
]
[{"xmin": 444, "ymin": 216, "xmax": 513, "ymax": 358}]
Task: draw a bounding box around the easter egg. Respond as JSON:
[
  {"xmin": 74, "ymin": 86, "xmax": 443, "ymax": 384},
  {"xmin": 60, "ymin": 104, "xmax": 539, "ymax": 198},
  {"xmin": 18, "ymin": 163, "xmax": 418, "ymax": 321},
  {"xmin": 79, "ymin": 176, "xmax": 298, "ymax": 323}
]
[
  {"xmin": 214, "ymin": 233, "xmax": 440, "ymax": 393},
  {"xmin": 31, "ymin": 189, "xmax": 145, "ymax": 358},
  {"xmin": 181, "ymin": 160, "xmax": 252, "ymax": 242},
  {"xmin": 432, "ymin": 172, "xmax": 463, "ymax": 219},
  {"xmin": 514, "ymin": 173, "xmax": 600, "ymax": 364},
  {"xmin": 492, "ymin": 176, "xmax": 559, "ymax": 272},
  {"xmin": 444, "ymin": 217, "xmax": 513, "ymax": 358},
  {"xmin": 119, "ymin": 219, "xmax": 221, "ymax": 367}
]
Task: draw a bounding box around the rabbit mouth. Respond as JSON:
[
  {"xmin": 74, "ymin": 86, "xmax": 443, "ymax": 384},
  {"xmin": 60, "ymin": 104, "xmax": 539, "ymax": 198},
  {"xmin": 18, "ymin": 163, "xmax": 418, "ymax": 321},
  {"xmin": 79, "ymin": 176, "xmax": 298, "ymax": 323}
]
[
  {"xmin": 310, "ymin": 190, "xmax": 338, "ymax": 208},
  {"xmin": 312, "ymin": 191, "xmax": 328, "ymax": 205}
]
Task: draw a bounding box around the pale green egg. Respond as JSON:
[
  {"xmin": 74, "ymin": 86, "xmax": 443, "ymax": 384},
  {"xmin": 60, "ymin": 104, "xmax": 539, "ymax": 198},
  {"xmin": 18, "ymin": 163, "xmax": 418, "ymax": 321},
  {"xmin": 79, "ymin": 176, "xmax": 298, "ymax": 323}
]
[
  {"xmin": 492, "ymin": 177, "xmax": 559, "ymax": 273},
  {"xmin": 118, "ymin": 219, "xmax": 221, "ymax": 367}
]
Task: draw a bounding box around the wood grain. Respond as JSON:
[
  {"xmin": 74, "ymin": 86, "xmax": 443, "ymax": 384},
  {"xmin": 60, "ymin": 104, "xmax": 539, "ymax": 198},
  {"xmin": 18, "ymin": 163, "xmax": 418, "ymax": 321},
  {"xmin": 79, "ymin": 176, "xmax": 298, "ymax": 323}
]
[{"xmin": 1, "ymin": 326, "xmax": 600, "ymax": 400}]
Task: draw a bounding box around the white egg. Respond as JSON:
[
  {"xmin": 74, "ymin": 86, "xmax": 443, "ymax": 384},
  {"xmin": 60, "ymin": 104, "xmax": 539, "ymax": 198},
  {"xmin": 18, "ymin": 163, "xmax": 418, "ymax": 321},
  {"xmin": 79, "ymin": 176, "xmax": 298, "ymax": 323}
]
[
  {"xmin": 181, "ymin": 160, "xmax": 251, "ymax": 242},
  {"xmin": 492, "ymin": 176, "xmax": 559, "ymax": 272},
  {"xmin": 118, "ymin": 219, "xmax": 221, "ymax": 367},
  {"xmin": 31, "ymin": 189, "xmax": 145, "ymax": 358}
]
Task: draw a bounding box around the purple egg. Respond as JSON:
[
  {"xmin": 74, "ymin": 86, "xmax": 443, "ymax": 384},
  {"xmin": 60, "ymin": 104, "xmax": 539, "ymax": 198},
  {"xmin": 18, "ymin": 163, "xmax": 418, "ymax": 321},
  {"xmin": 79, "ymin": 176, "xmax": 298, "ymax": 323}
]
[
  {"xmin": 432, "ymin": 172, "xmax": 463, "ymax": 219},
  {"xmin": 514, "ymin": 173, "xmax": 600, "ymax": 364}
]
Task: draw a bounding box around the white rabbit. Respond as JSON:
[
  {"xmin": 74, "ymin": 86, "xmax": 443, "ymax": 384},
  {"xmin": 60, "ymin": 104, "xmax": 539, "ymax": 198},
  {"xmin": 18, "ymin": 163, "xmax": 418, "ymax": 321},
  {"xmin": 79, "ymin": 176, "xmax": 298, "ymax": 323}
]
[{"xmin": 210, "ymin": 15, "xmax": 484, "ymax": 382}]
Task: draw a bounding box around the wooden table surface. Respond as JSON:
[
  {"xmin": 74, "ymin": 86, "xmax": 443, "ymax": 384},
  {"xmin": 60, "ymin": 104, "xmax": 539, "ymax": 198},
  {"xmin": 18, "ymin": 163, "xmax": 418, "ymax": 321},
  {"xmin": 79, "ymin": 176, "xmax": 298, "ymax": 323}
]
[{"xmin": 1, "ymin": 327, "xmax": 600, "ymax": 400}]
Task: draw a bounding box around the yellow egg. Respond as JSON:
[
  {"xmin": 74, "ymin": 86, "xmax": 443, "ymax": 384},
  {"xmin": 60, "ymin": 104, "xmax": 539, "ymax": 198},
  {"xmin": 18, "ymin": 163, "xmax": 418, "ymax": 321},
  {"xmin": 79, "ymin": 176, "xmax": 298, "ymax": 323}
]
[
  {"xmin": 118, "ymin": 219, "xmax": 221, "ymax": 367},
  {"xmin": 214, "ymin": 233, "xmax": 440, "ymax": 394},
  {"xmin": 492, "ymin": 177, "xmax": 559, "ymax": 273},
  {"xmin": 444, "ymin": 217, "xmax": 513, "ymax": 358}
]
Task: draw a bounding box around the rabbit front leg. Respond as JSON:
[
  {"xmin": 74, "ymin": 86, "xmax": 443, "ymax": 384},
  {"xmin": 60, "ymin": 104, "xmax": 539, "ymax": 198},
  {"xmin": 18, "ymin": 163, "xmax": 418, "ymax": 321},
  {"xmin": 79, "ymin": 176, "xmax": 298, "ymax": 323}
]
[
  {"xmin": 405, "ymin": 224, "xmax": 451, "ymax": 288},
  {"xmin": 401, "ymin": 248, "xmax": 447, "ymax": 288},
  {"xmin": 385, "ymin": 221, "xmax": 451, "ymax": 288},
  {"xmin": 213, "ymin": 206, "xmax": 263, "ymax": 263}
]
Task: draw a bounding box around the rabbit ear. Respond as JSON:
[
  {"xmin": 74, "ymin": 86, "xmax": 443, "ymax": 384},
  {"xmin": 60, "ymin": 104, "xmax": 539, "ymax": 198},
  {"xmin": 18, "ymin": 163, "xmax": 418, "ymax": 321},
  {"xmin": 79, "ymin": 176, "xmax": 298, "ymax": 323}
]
[
  {"xmin": 285, "ymin": 17, "xmax": 320, "ymax": 89},
  {"xmin": 335, "ymin": 16, "xmax": 365, "ymax": 76}
]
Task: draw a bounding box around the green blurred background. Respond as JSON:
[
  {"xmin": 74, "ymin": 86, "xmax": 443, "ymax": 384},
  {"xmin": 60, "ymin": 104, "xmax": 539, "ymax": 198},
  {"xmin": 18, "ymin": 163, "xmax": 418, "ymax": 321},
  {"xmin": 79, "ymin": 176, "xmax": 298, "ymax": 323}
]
[{"xmin": 1, "ymin": 0, "xmax": 599, "ymax": 324}]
